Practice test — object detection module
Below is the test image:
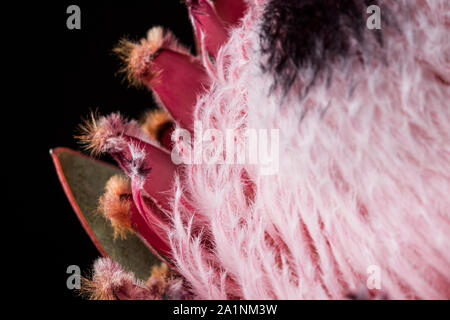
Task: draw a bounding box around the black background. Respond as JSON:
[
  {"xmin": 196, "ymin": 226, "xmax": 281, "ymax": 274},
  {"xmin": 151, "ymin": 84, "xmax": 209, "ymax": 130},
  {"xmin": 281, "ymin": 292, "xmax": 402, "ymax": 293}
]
[{"xmin": 44, "ymin": 0, "xmax": 195, "ymax": 300}]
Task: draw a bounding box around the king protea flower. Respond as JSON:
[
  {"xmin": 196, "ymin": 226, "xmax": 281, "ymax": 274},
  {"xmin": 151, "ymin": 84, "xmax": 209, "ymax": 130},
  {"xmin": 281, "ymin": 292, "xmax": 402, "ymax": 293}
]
[{"xmin": 53, "ymin": 0, "xmax": 450, "ymax": 300}]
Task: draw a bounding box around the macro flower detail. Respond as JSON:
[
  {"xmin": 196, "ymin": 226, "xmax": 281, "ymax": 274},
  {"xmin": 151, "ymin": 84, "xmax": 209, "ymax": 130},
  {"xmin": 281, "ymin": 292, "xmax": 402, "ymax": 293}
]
[{"xmin": 54, "ymin": 0, "xmax": 450, "ymax": 300}]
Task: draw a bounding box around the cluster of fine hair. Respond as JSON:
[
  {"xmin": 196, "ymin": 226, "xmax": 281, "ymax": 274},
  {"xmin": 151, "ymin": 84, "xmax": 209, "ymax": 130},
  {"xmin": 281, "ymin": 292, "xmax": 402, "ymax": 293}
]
[
  {"xmin": 113, "ymin": 27, "xmax": 190, "ymax": 87},
  {"xmin": 97, "ymin": 174, "xmax": 133, "ymax": 239},
  {"xmin": 168, "ymin": 0, "xmax": 450, "ymax": 299},
  {"xmin": 81, "ymin": 258, "xmax": 188, "ymax": 300}
]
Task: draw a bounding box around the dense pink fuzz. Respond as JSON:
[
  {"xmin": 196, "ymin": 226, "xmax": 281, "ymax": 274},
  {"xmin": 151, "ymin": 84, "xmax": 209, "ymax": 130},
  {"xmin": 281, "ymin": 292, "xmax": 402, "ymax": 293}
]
[{"xmin": 167, "ymin": 0, "xmax": 450, "ymax": 299}]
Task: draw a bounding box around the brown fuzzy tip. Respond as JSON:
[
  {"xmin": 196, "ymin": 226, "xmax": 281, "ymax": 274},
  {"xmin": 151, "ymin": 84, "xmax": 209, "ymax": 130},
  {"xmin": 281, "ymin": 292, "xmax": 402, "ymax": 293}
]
[
  {"xmin": 80, "ymin": 259, "xmax": 180, "ymax": 300},
  {"xmin": 76, "ymin": 112, "xmax": 137, "ymax": 156},
  {"xmin": 98, "ymin": 175, "xmax": 134, "ymax": 239},
  {"xmin": 80, "ymin": 258, "xmax": 153, "ymax": 300},
  {"xmin": 79, "ymin": 258, "xmax": 122, "ymax": 300},
  {"xmin": 113, "ymin": 26, "xmax": 190, "ymax": 87},
  {"xmin": 145, "ymin": 263, "xmax": 173, "ymax": 298},
  {"xmin": 81, "ymin": 275, "xmax": 116, "ymax": 300},
  {"xmin": 76, "ymin": 111, "xmax": 103, "ymax": 155},
  {"xmin": 150, "ymin": 262, "xmax": 171, "ymax": 280},
  {"xmin": 141, "ymin": 109, "xmax": 173, "ymax": 142}
]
